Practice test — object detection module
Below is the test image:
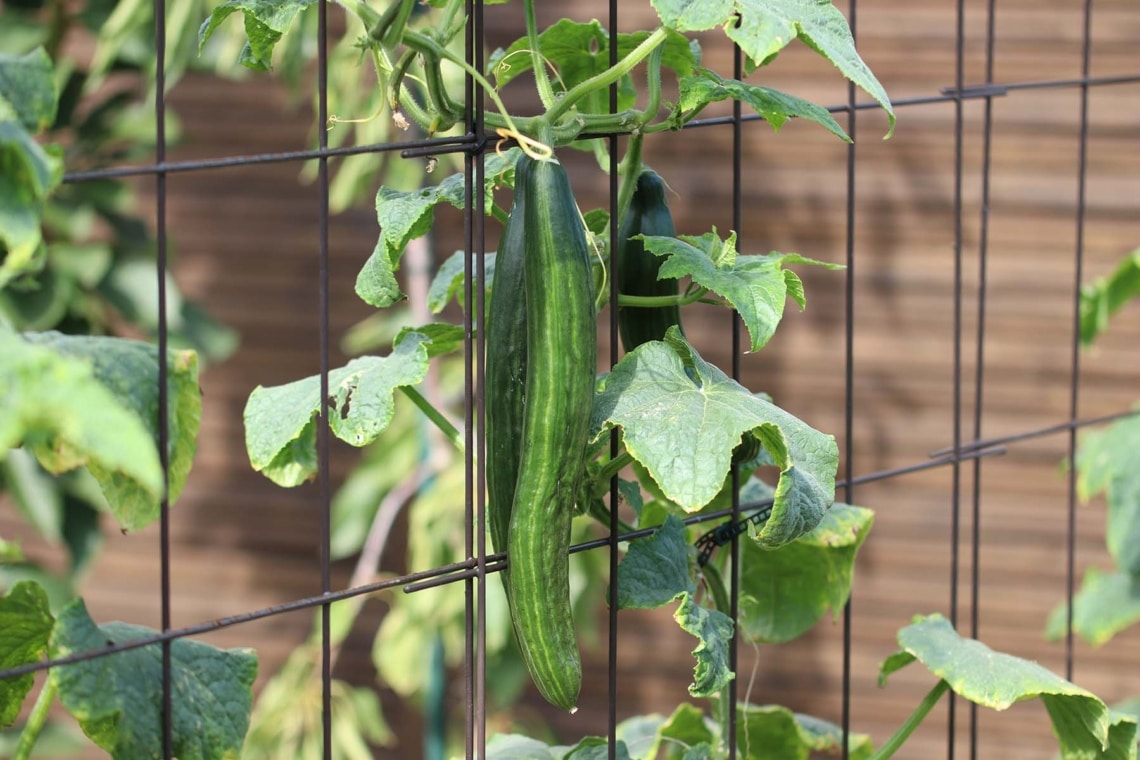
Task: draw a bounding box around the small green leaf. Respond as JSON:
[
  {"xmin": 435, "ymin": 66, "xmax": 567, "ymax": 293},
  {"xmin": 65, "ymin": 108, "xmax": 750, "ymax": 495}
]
[
  {"xmin": 0, "ymin": 122, "xmax": 63, "ymax": 285},
  {"xmin": 0, "ymin": 580, "xmax": 54, "ymax": 728},
  {"xmin": 1080, "ymin": 249, "xmax": 1140, "ymax": 346},
  {"xmin": 675, "ymin": 67, "xmax": 849, "ymax": 140},
  {"xmin": 0, "ymin": 47, "xmax": 57, "ymax": 132},
  {"xmin": 357, "ymin": 150, "xmax": 520, "ymax": 308},
  {"xmin": 197, "ymin": 0, "xmax": 317, "ymax": 71},
  {"xmin": 616, "ymin": 515, "xmax": 695, "ymax": 610},
  {"xmin": 675, "ymin": 595, "xmax": 733, "ymax": 697},
  {"xmin": 426, "ymin": 250, "xmax": 496, "ymax": 314},
  {"xmin": 658, "ymin": 703, "xmax": 716, "ymax": 758},
  {"xmin": 736, "ymin": 703, "xmax": 874, "ymax": 760},
  {"xmin": 244, "ymin": 333, "xmax": 431, "ymax": 486},
  {"xmin": 885, "ymin": 613, "xmax": 1135, "ymax": 759},
  {"xmin": 615, "ymin": 714, "xmax": 665, "ymax": 759},
  {"xmin": 394, "ymin": 323, "xmax": 465, "ymax": 358},
  {"xmin": 1076, "ymin": 415, "xmax": 1140, "ymax": 573},
  {"xmin": 738, "ymin": 502, "xmax": 872, "ymax": 643},
  {"xmin": 1046, "ymin": 568, "xmax": 1140, "ymax": 647},
  {"xmin": 50, "ymin": 600, "xmax": 257, "ymax": 760},
  {"xmin": 642, "ymin": 230, "xmax": 842, "ymax": 352},
  {"xmin": 592, "ymin": 331, "xmax": 838, "ymax": 546},
  {"xmin": 23, "ymin": 332, "xmax": 202, "ymax": 530}
]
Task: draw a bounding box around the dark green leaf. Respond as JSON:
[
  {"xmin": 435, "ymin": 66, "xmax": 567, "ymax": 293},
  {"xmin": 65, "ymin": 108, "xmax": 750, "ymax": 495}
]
[
  {"xmin": 642, "ymin": 230, "xmax": 841, "ymax": 351},
  {"xmin": 591, "ymin": 330, "xmax": 838, "ymax": 546},
  {"xmin": 616, "ymin": 515, "xmax": 694, "ymax": 610},
  {"xmin": 0, "ymin": 47, "xmax": 56, "ymax": 132},
  {"xmin": 1077, "ymin": 415, "xmax": 1140, "ymax": 573},
  {"xmin": 244, "ymin": 333, "xmax": 431, "ymax": 486},
  {"xmin": 197, "ymin": 0, "xmax": 317, "ymax": 71},
  {"xmin": 1046, "ymin": 568, "xmax": 1140, "ymax": 647},
  {"xmin": 0, "ymin": 580, "xmax": 53, "ymax": 728},
  {"xmin": 675, "ymin": 67, "xmax": 849, "ymax": 140},
  {"xmin": 738, "ymin": 503, "xmax": 872, "ymax": 643},
  {"xmin": 1080, "ymin": 250, "xmax": 1140, "ymax": 346},
  {"xmin": 50, "ymin": 600, "xmax": 257, "ymax": 760}
]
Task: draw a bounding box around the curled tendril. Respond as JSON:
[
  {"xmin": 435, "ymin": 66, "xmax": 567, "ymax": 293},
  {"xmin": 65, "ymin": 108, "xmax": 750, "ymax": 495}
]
[{"xmin": 495, "ymin": 127, "xmax": 553, "ymax": 162}]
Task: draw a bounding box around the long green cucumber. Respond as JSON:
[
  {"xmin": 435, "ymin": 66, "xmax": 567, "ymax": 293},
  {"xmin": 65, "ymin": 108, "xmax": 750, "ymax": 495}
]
[
  {"xmin": 486, "ymin": 156, "xmax": 530, "ymax": 566},
  {"xmin": 507, "ymin": 156, "xmax": 594, "ymax": 712},
  {"xmin": 617, "ymin": 168, "xmax": 682, "ymax": 352}
]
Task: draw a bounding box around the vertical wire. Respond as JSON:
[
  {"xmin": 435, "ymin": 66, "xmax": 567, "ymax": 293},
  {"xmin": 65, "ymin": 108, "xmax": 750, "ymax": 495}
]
[
  {"xmin": 840, "ymin": 0, "xmax": 858, "ymax": 756},
  {"xmin": 316, "ymin": 0, "xmax": 332, "ymax": 756},
  {"xmin": 153, "ymin": 0, "xmax": 171, "ymax": 753},
  {"xmin": 1066, "ymin": 0, "xmax": 1094, "ymax": 682},
  {"xmin": 727, "ymin": 38, "xmax": 743, "ymax": 760},
  {"xmin": 948, "ymin": 0, "xmax": 967, "ymax": 755},
  {"xmin": 471, "ymin": 0, "xmax": 488, "ymax": 753},
  {"xmin": 607, "ymin": 2, "xmax": 620, "ymax": 756},
  {"xmin": 969, "ymin": 0, "xmax": 999, "ymax": 756},
  {"xmin": 462, "ymin": 0, "xmax": 476, "ymax": 749}
]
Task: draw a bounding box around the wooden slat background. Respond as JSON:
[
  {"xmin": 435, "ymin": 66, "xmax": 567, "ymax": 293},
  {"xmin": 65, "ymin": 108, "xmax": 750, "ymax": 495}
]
[{"xmin": 4, "ymin": 1, "xmax": 1140, "ymax": 757}]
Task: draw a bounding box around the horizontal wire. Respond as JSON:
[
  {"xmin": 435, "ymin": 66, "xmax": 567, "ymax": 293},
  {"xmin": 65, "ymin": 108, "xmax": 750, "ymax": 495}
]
[
  {"xmin": 61, "ymin": 72, "xmax": 1140, "ymax": 184},
  {"xmin": 928, "ymin": 407, "xmax": 1139, "ymax": 458}
]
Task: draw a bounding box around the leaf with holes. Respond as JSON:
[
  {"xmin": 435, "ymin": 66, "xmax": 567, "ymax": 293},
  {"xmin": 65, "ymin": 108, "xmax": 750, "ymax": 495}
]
[
  {"xmin": 737, "ymin": 502, "xmax": 872, "ymax": 644},
  {"xmin": 882, "ymin": 613, "xmax": 1138, "ymax": 760},
  {"xmin": 673, "ymin": 67, "xmax": 849, "ymax": 141},
  {"xmin": 640, "ymin": 229, "xmax": 841, "ymax": 352},
  {"xmin": 592, "ymin": 329, "xmax": 837, "ymax": 546},
  {"xmin": 651, "ymin": 0, "xmax": 894, "ymax": 135},
  {"xmin": 244, "ymin": 332, "xmax": 431, "ymax": 487},
  {"xmin": 357, "ymin": 149, "xmax": 521, "ymax": 308},
  {"xmin": 0, "ymin": 581, "xmax": 54, "ymax": 728},
  {"xmin": 50, "ymin": 600, "xmax": 257, "ymax": 760},
  {"xmin": 197, "ymin": 0, "xmax": 317, "ymax": 71}
]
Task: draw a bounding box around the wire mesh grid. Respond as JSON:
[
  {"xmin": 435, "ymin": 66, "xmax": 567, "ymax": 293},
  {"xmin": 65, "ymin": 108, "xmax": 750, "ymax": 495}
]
[{"xmin": 4, "ymin": 0, "xmax": 1140, "ymax": 758}]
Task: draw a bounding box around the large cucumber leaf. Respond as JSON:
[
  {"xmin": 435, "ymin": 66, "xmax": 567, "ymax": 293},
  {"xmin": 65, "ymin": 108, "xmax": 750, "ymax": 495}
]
[
  {"xmin": 882, "ymin": 613, "xmax": 1138, "ymax": 760},
  {"xmin": 0, "ymin": 581, "xmax": 54, "ymax": 728},
  {"xmin": 50, "ymin": 600, "xmax": 257, "ymax": 760},
  {"xmin": 592, "ymin": 329, "xmax": 837, "ymax": 545}
]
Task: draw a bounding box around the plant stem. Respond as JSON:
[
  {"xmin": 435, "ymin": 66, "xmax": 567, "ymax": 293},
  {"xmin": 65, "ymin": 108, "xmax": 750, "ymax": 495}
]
[
  {"xmin": 867, "ymin": 680, "xmax": 951, "ymax": 760},
  {"xmin": 524, "ymin": 0, "xmax": 557, "ymax": 109},
  {"xmin": 400, "ymin": 386, "xmax": 464, "ymax": 452},
  {"xmin": 618, "ymin": 287, "xmax": 709, "ymax": 308},
  {"xmin": 13, "ymin": 677, "xmax": 57, "ymax": 760},
  {"xmin": 700, "ymin": 558, "xmax": 731, "ymax": 616},
  {"xmin": 592, "ymin": 451, "xmax": 634, "ymax": 495},
  {"xmin": 614, "ymin": 132, "xmax": 644, "ymax": 230},
  {"xmin": 544, "ymin": 26, "xmax": 670, "ymax": 125},
  {"xmin": 585, "ymin": 498, "xmax": 636, "ymax": 536}
]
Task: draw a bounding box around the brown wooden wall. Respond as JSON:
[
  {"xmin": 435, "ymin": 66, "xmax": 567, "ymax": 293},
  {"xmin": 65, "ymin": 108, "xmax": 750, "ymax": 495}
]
[{"xmin": 4, "ymin": 1, "xmax": 1140, "ymax": 757}]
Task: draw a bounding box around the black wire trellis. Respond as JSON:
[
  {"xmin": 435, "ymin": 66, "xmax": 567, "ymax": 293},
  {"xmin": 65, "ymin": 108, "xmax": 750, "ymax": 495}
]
[{"xmin": 3, "ymin": 1, "xmax": 1137, "ymax": 758}]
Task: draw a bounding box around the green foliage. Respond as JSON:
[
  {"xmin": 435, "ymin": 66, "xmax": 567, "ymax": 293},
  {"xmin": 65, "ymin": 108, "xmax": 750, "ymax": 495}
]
[
  {"xmin": 49, "ymin": 600, "xmax": 257, "ymax": 760},
  {"xmin": 0, "ymin": 581, "xmax": 53, "ymax": 728},
  {"xmin": 1080, "ymin": 249, "xmax": 1140, "ymax": 346}
]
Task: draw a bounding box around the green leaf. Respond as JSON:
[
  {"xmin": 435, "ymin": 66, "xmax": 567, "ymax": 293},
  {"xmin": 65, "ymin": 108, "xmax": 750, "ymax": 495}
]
[
  {"xmin": 884, "ymin": 612, "xmax": 1136, "ymax": 760},
  {"xmin": 1080, "ymin": 249, "xmax": 1140, "ymax": 346},
  {"xmin": 736, "ymin": 703, "xmax": 874, "ymax": 760},
  {"xmin": 0, "ymin": 580, "xmax": 54, "ymax": 728},
  {"xmin": 0, "ymin": 122, "xmax": 63, "ymax": 286},
  {"xmin": 1046, "ymin": 568, "xmax": 1140, "ymax": 648},
  {"xmin": 658, "ymin": 703, "xmax": 716, "ymax": 759},
  {"xmin": 426, "ymin": 250, "xmax": 496, "ymax": 314},
  {"xmin": 23, "ymin": 331, "xmax": 202, "ymax": 529},
  {"xmin": 197, "ymin": 0, "xmax": 317, "ymax": 71},
  {"xmin": 244, "ymin": 333, "xmax": 431, "ymax": 486},
  {"xmin": 50, "ymin": 599, "xmax": 257, "ymax": 760},
  {"xmin": 1076, "ymin": 414, "xmax": 1140, "ymax": 573},
  {"xmin": 565, "ymin": 738, "xmax": 632, "ymax": 759},
  {"xmin": 1, "ymin": 448, "xmax": 63, "ymax": 543},
  {"xmin": 675, "ymin": 67, "xmax": 849, "ymax": 140},
  {"xmin": 737, "ymin": 502, "xmax": 872, "ymax": 643},
  {"xmin": 0, "ymin": 47, "xmax": 57, "ymax": 132},
  {"xmin": 652, "ymin": 0, "xmax": 894, "ymax": 136},
  {"xmin": 479, "ymin": 734, "xmax": 560, "ymax": 759},
  {"xmin": 0, "ymin": 330, "xmax": 175, "ymax": 532},
  {"xmin": 394, "ymin": 322, "xmax": 464, "ymax": 358},
  {"xmin": 616, "ymin": 515, "xmax": 695, "ymax": 610},
  {"xmin": 357, "ymin": 150, "xmax": 520, "ymax": 308},
  {"xmin": 641, "ymin": 230, "xmax": 842, "ymax": 352},
  {"xmin": 592, "ymin": 330, "xmax": 838, "ymax": 545},
  {"xmin": 675, "ymin": 594, "xmax": 734, "ymax": 697}
]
